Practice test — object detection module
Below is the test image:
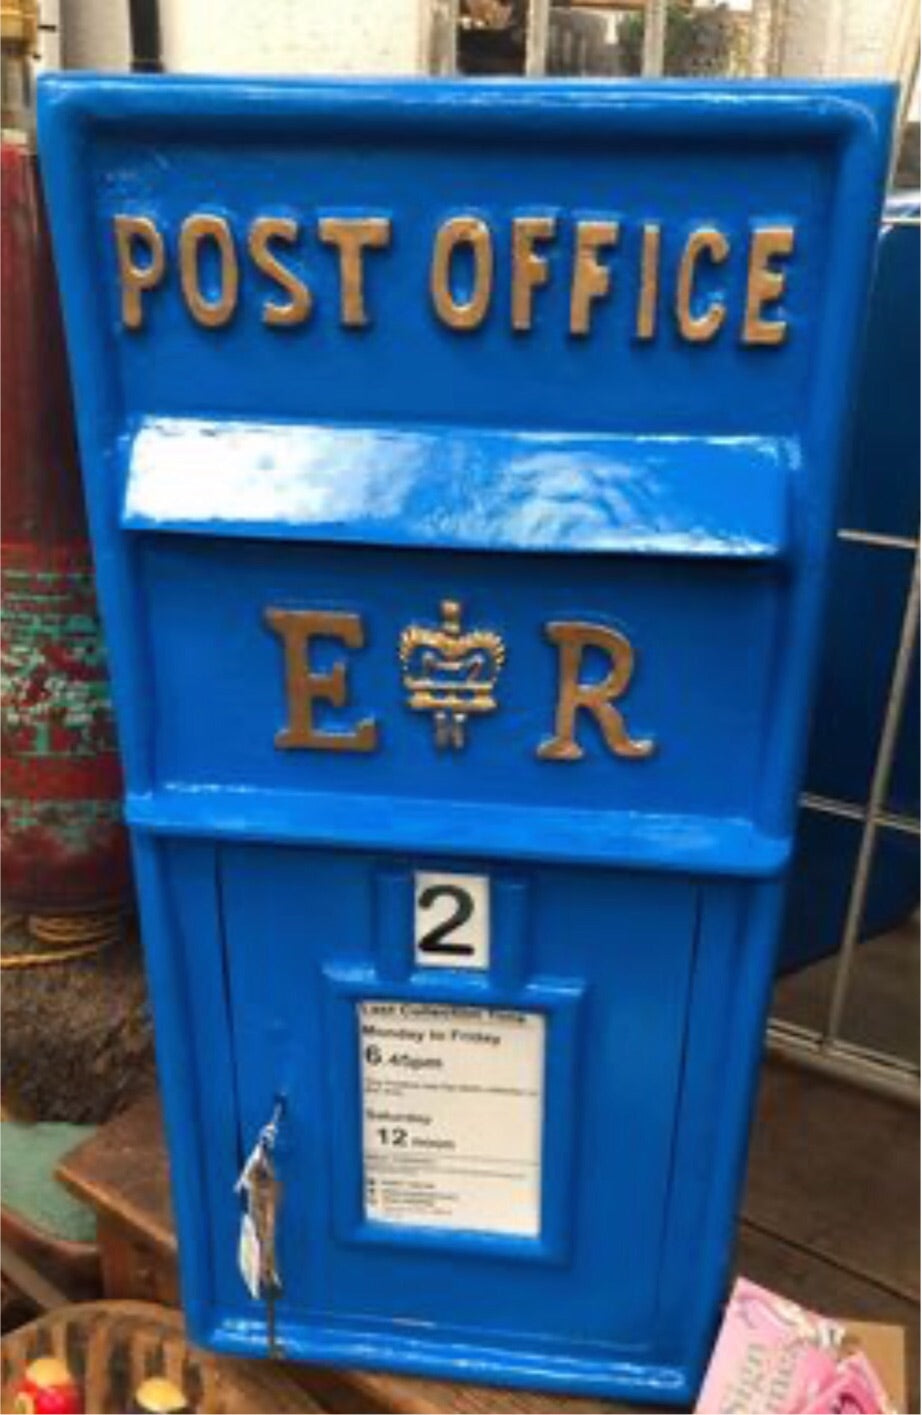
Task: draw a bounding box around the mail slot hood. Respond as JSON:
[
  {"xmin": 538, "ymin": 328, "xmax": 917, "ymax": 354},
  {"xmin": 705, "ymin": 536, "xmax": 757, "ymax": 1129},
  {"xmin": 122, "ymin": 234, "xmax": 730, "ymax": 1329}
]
[{"xmin": 123, "ymin": 416, "xmax": 793, "ymax": 558}]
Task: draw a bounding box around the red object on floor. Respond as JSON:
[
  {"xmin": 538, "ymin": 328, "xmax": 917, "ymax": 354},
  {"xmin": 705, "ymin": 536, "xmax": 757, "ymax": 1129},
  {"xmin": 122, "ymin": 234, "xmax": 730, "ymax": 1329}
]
[
  {"xmin": 1, "ymin": 140, "xmax": 130, "ymax": 914},
  {"xmin": 11, "ymin": 1357, "xmax": 84, "ymax": 1414}
]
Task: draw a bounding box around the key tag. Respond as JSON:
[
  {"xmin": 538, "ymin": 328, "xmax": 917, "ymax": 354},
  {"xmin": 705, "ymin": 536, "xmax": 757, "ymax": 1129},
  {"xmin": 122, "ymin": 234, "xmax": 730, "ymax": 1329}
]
[{"xmin": 235, "ymin": 1101, "xmax": 284, "ymax": 1306}]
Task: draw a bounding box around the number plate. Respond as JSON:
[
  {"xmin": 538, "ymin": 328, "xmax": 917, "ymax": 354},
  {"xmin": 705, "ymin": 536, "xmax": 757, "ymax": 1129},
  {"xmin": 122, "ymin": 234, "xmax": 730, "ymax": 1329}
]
[{"xmin": 414, "ymin": 871, "xmax": 489, "ymax": 970}]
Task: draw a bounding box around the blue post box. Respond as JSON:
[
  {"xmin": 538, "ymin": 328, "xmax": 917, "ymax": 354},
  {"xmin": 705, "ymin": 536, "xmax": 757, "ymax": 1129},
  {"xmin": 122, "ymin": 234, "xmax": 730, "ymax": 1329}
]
[{"xmin": 38, "ymin": 77, "xmax": 893, "ymax": 1405}]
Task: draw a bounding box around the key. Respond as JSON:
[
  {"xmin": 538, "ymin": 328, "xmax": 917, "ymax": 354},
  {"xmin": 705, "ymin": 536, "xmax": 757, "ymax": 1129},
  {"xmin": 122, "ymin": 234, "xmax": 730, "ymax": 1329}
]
[
  {"xmin": 249, "ymin": 1147, "xmax": 282, "ymax": 1355},
  {"xmin": 236, "ymin": 1101, "xmax": 284, "ymax": 1356}
]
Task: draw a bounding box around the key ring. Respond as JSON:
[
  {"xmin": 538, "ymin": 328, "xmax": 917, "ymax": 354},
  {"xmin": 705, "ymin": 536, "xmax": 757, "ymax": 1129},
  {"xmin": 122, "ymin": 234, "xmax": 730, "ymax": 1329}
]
[{"xmin": 258, "ymin": 1097, "xmax": 285, "ymax": 1156}]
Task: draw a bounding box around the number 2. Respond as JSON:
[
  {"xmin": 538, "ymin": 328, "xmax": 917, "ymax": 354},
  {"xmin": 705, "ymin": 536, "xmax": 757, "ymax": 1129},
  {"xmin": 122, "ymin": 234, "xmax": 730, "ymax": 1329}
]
[
  {"xmin": 414, "ymin": 871, "xmax": 490, "ymax": 970},
  {"xmin": 417, "ymin": 884, "xmax": 475, "ymax": 957}
]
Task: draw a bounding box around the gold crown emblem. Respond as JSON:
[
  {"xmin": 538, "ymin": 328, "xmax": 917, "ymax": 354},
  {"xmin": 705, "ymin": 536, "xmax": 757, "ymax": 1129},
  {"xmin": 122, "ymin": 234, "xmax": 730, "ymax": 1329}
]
[{"xmin": 399, "ymin": 600, "xmax": 506, "ymax": 750}]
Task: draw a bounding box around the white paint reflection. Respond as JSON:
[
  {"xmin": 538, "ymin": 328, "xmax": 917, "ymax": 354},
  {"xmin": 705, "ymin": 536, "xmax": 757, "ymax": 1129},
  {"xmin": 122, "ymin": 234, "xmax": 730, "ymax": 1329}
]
[
  {"xmin": 126, "ymin": 418, "xmax": 420, "ymax": 525},
  {"xmin": 124, "ymin": 416, "xmax": 792, "ymax": 556}
]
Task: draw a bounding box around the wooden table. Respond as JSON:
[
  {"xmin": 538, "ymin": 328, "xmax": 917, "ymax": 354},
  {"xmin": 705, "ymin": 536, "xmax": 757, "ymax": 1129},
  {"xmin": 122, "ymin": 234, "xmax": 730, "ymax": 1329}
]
[
  {"xmin": 57, "ymin": 1094, "xmax": 179, "ymax": 1311},
  {"xmin": 56, "ymin": 1059, "xmax": 918, "ymax": 1413}
]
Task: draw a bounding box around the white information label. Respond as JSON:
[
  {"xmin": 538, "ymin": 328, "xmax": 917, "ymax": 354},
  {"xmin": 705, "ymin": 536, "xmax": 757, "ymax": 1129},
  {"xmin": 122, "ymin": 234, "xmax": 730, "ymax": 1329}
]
[{"xmin": 358, "ymin": 1001, "xmax": 545, "ymax": 1238}]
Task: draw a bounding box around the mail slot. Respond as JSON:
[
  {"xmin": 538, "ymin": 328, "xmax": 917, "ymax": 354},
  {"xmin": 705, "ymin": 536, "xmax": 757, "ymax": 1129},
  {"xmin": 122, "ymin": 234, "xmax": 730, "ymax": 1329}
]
[{"xmin": 38, "ymin": 77, "xmax": 893, "ymax": 1404}]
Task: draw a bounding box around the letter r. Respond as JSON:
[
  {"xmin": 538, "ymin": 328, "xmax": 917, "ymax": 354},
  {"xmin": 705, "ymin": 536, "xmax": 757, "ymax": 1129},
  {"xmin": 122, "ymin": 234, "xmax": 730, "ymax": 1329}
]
[{"xmin": 538, "ymin": 620, "xmax": 654, "ymax": 762}]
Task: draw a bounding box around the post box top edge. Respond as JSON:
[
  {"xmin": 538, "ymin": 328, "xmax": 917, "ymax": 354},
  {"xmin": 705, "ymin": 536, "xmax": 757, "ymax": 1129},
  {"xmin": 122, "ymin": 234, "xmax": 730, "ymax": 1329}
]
[{"xmin": 37, "ymin": 72, "xmax": 896, "ymax": 147}]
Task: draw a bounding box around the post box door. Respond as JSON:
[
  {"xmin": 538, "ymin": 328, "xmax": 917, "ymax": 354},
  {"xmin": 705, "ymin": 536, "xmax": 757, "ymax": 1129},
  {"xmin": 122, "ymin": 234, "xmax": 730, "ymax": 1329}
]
[{"xmin": 218, "ymin": 842, "xmax": 699, "ymax": 1352}]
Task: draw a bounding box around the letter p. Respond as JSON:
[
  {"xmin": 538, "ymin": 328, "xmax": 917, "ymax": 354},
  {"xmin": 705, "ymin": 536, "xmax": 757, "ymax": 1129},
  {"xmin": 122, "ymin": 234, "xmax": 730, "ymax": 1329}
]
[{"xmin": 114, "ymin": 215, "xmax": 165, "ymax": 330}]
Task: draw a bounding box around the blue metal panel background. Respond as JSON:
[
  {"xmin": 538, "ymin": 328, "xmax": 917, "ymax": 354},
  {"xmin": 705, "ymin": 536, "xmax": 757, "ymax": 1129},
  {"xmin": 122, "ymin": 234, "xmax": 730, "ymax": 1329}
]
[
  {"xmin": 37, "ymin": 77, "xmax": 894, "ymax": 1403},
  {"xmin": 780, "ymin": 197, "xmax": 920, "ymax": 971}
]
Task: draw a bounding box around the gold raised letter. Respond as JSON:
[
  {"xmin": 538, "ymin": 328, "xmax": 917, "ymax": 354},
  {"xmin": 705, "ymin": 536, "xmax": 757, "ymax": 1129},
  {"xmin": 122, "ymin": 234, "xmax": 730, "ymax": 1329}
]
[
  {"xmin": 743, "ymin": 225, "xmax": 794, "ymax": 346},
  {"xmin": 318, "ymin": 216, "xmax": 391, "ymax": 328},
  {"xmin": 114, "ymin": 215, "xmax": 165, "ymax": 330},
  {"xmin": 179, "ymin": 214, "xmax": 238, "ymax": 328},
  {"xmin": 538, "ymin": 621, "xmax": 654, "ymax": 762},
  {"xmin": 676, "ymin": 226, "xmax": 729, "ymax": 343},
  {"xmin": 430, "ymin": 216, "xmax": 493, "ymax": 331},
  {"xmin": 512, "ymin": 215, "xmax": 556, "ymax": 331},
  {"xmin": 249, "ymin": 216, "xmax": 311, "ymax": 327},
  {"xmin": 570, "ymin": 220, "xmax": 619, "ymax": 336},
  {"xmin": 265, "ymin": 608, "xmax": 378, "ymax": 753},
  {"xmin": 636, "ymin": 222, "xmax": 661, "ymax": 340}
]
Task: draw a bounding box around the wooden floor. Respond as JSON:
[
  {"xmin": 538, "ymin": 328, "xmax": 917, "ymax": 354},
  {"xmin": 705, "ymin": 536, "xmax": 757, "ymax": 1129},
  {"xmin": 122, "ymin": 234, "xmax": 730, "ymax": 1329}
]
[
  {"xmin": 773, "ymin": 916, "xmax": 920, "ymax": 1065},
  {"xmin": 741, "ymin": 1057, "xmax": 919, "ymax": 1410}
]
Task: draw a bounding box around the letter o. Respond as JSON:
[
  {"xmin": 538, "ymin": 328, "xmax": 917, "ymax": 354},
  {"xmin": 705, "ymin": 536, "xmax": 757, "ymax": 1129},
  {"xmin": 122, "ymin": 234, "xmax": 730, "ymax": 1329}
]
[
  {"xmin": 179, "ymin": 214, "xmax": 239, "ymax": 328},
  {"xmin": 430, "ymin": 216, "xmax": 493, "ymax": 332}
]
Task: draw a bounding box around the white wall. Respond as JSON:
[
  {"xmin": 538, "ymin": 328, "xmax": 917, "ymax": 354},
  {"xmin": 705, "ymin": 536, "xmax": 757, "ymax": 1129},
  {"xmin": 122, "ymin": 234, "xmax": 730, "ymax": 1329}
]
[
  {"xmin": 60, "ymin": 0, "xmax": 130, "ymax": 70},
  {"xmin": 59, "ymin": 0, "xmax": 428, "ymax": 75},
  {"xmin": 783, "ymin": 0, "xmax": 919, "ymax": 118},
  {"xmin": 160, "ymin": 0, "xmax": 427, "ymax": 74}
]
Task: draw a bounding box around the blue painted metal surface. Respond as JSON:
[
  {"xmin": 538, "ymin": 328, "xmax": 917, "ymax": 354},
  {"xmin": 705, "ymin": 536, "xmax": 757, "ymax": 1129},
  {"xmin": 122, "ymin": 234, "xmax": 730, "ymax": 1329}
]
[
  {"xmin": 38, "ymin": 76, "xmax": 893, "ymax": 1405},
  {"xmin": 780, "ymin": 192, "xmax": 920, "ymax": 972}
]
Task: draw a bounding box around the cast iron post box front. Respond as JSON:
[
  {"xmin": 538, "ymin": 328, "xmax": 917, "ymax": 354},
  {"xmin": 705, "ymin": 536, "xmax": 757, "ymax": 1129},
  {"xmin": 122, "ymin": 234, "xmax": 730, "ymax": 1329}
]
[{"xmin": 39, "ymin": 76, "xmax": 893, "ymax": 1404}]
